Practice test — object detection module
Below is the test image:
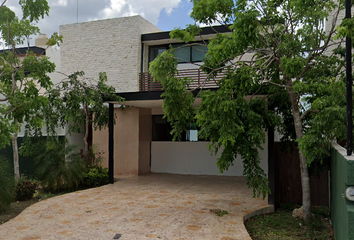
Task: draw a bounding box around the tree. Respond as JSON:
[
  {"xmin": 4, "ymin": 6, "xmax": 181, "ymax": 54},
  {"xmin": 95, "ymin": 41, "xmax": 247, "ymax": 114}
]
[
  {"xmin": 0, "ymin": 0, "xmax": 61, "ymax": 181},
  {"xmin": 53, "ymin": 71, "xmax": 123, "ymax": 156},
  {"xmin": 150, "ymin": 0, "xmax": 348, "ymax": 219}
]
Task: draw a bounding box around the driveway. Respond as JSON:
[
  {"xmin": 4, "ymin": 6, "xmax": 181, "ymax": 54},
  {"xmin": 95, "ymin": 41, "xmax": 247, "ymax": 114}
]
[{"xmin": 0, "ymin": 173, "xmax": 273, "ymax": 240}]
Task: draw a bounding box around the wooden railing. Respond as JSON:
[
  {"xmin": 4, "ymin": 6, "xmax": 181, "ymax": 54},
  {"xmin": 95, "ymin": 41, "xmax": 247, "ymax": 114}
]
[{"xmin": 139, "ymin": 68, "xmax": 225, "ymax": 92}]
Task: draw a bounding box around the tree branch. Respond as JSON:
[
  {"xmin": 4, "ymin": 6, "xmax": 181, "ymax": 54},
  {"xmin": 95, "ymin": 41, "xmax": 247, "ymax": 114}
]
[
  {"xmin": 4, "ymin": 106, "xmax": 18, "ymax": 115},
  {"xmin": 0, "ymin": 0, "xmax": 7, "ymax": 9},
  {"xmin": 301, "ymin": 109, "xmax": 317, "ymax": 120}
]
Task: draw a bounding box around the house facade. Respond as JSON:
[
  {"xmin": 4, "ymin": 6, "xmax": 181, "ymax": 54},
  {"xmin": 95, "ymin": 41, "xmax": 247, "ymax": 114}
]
[{"xmin": 59, "ymin": 15, "xmax": 269, "ymax": 177}]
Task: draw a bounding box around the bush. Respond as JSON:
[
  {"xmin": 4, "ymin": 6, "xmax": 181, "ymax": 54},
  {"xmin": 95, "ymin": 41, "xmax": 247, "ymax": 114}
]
[
  {"xmin": 16, "ymin": 177, "xmax": 37, "ymax": 201},
  {"xmin": 0, "ymin": 156, "xmax": 15, "ymax": 212},
  {"xmin": 81, "ymin": 165, "xmax": 109, "ymax": 189},
  {"xmin": 22, "ymin": 138, "xmax": 86, "ymax": 192}
]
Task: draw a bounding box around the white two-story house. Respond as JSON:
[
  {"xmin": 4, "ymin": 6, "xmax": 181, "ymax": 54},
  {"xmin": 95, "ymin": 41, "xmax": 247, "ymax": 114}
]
[{"xmin": 59, "ymin": 15, "xmax": 269, "ymax": 177}]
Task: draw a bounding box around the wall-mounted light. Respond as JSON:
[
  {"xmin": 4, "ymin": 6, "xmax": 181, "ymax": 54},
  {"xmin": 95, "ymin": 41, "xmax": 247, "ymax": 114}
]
[{"xmin": 345, "ymin": 187, "xmax": 354, "ymax": 201}]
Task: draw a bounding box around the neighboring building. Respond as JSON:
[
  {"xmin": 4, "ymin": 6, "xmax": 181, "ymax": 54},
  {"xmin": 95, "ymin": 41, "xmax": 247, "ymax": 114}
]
[
  {"xmin": 59, "ymin": 15, "xmax": 269, "ymax": 177},
  {"xmin": 0, "ymin": 34, "xmax": 84, "ymax": 176}
]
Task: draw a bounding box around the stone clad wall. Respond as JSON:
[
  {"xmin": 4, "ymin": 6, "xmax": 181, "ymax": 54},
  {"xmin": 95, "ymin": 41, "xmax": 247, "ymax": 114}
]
[
  {"xmin": 60, "ymin": 15, "xmax": 161, "ymax": 92},
  {"xmin": 325, "ymin": 1, "xmax": 354, "ymax": 54}
]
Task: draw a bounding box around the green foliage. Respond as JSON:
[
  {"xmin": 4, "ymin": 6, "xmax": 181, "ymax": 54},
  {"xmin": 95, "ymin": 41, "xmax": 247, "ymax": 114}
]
[
  {"xmin": 81, "ymin": 165, "xmax": 109, "ymax": 189},
  {"xmin": 170, "ymin": 24, "xmax": 201, "ymax": 43},
  {"xmin": 150, "ymin": 51, "xmax": 195, "ymax": 140},
  {"xmin": 46, "ymin": 32, "xmax": 63, "ymax": 47},
  {"xmin": 79, "ymin": 146, "xmax": 108, "ymax": 189},
  {"xmin": 51, "ymin": 71, "xmax": 123, "ymax": 152},
  {"xmin": 0, "ymin": 117, "xmax": 15, "ymax": 149},
  {"xmin": 62, "ymin": 71, "xmax": 122, "ymax": 131},
  {"xmin": 150, "ymin": 0, "xmax": 349, "ymax": 203},
  {"xmin": 0, "ymin": 0, "xmax": 63, "ymax": 146},
  {"xmin": 15, "ymin": 177, "xmax": 37, "ymax": 201},
  {"xmin": 0, "ymin": 0, "xmax": 64, "ymax": 182},
  {"xmin": 196, "ymin": 85, "xmax": 273, "ymax": 197},
  {"xmin": 0, "ymin": 5, "xmax": 41, "ymax": 45},
  {"xmin": 190, "ymin": 0, "xmax": 235, "ymax": 25},
  {"xmin": 298, "ymin": 78, "xmax": 347, "ymax": 164},
  {"xmin": 245, "ymin": 205, "xmax": 332, "ymax": 239},
  {"xmin": 82, "ymin": 145, "xmax": 105, "ymax": 167},
  {"xmin": 210, "ymin": 208, "xmax": 229, "ymax": 217},
  {"xmin": 22, "ymin": 138, "xmax": 85, "ymax": 192},
  {"xmin": 0, "ymin": 156, "xmax": 15, "ymax": 212},
  {"xmin": 19, "ymin": 0, "xmax": 50, "ymax": 23}
]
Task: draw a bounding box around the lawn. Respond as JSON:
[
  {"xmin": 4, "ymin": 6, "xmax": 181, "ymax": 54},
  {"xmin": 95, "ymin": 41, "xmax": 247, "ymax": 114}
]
[{"xmin": 245, "ymin": 205, "xmax": 333, "ymax": 240}]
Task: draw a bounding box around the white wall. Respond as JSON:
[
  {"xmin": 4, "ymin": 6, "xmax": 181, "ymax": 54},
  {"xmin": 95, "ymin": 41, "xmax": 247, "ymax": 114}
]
[
  {"xmin": 46, "ymin": 46, "xmax": 62, "ymax": 85},
  {"xmin": 66, "ymin": 129, "xmax": 85, "ymax": 150},
  {"xmin": 151, "ymin": 139, "xmax": 268, "ymax": 176}
]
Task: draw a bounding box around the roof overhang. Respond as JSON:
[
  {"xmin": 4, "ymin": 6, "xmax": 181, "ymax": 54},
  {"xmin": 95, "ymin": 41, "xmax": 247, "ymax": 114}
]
[
  {"xmin": 141, "ymin": 25, "xmax": 232, "ymax": 46},
  {"xmin": 0, "ymin": 46, "xmax": 46, "ymax": 56},
  {"xmin": 106, "ymin": 90, "xmax": 267, "ymax": 112}
]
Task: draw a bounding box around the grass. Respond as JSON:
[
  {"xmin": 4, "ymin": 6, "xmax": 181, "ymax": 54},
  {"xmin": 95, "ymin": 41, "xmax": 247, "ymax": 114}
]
[
  {"xmin": 210, "ymin": 208, "xmax": 229, "ymax": 217},
  {"xmin": 245, "ymin": 205, "xmax": 333, "ymax": 240},
  {"xmin": 0, "ymin": 190, "xmax": 62, "ymax": 225}
]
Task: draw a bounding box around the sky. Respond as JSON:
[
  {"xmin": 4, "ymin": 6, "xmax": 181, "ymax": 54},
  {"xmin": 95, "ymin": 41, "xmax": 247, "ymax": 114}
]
[{"xmin": 5, "ymin": 0, "xmax": 196, "ymax": 44}]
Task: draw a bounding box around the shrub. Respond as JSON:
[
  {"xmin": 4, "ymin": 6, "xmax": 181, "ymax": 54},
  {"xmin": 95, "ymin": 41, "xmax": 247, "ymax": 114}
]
[
  {"xmin": 81, "ymin": 165, "xmax": 109, "ymax": 189},
  {"xmin": 0, "ymin": 156, "xmax": 15, "ymax": 212},
  {"xmin": 16, "ymin": 177, "xmax": 38, "ymax": 201},
  {"xmin": 82, "ymin": 145, "xmax": 105, "ymax": 167},
  {"xmin": 22, "ymin": 137, "xmax": 86, "ymax": 192}
]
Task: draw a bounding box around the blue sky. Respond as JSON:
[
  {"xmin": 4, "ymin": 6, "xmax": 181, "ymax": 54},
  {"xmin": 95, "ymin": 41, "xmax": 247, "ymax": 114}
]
[
  {"xmin": 156, "ymin": 0, "xmax": 195, "ymax": 31},
  {"xmin": 4, "ymin": 0, "xmax": 197, "ymax": 44}
]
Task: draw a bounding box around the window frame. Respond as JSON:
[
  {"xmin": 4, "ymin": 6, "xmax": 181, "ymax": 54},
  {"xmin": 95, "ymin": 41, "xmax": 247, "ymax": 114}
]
[{"xmin": 148, "ymin": 41, "xmax": 209, "ymax": 64}]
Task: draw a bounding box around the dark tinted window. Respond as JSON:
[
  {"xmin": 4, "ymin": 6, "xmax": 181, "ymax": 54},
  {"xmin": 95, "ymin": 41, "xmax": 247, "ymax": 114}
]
[
  {"xmin": 149, "ymin": 42, "xmax": 208, "ymax": 64},
  {"xmin": 152, "ymin": 115, "xmax": 186, "ymax": 141},
  {"xmin": 149, "ymin": 46, "xmax": 167, "ymax": 63}
]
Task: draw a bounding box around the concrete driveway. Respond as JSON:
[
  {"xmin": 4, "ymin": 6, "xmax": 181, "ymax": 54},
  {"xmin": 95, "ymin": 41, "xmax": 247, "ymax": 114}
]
[{"xmin": 0, "ymin": 173, "xmax": 273, "ymax": 240}]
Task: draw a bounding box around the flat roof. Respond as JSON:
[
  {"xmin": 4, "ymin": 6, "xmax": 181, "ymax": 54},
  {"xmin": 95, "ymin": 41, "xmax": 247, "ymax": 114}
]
[
  {"xmin": 0, "ymin": 46, "xmax": 46, "ymax": 55},
  {"xmin": 141, "ymin": 25, "xmax": 231, "ymax": 42}
]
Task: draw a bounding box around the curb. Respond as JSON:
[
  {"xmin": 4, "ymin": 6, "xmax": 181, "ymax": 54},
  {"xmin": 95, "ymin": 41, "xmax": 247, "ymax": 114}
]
[{"xmin": 243, "ymin": 205, "xmax": 275, "ymax": 222}]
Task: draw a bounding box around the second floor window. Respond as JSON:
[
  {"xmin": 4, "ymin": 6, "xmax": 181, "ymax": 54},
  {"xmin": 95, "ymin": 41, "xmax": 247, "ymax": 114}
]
[
  {"xmin": 174, "ymin": 44, "xmax": 208, "ymax": 63},
  {"xmin": 149, "ymin": 47, "xmax": 166, "ymax": 64},
  {"xmin": 149, "ymin": 42, "xmax": 208, "ymax": 64}
]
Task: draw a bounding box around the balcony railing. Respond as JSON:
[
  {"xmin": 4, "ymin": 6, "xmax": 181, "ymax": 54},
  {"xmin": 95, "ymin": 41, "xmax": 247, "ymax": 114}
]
[{"xmin": 139, "ymin": 68, "xmax": 225, "ymax": 92}]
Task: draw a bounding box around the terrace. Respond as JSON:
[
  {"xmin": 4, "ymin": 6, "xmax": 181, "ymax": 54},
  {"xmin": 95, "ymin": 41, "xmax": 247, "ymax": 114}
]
[{"xmin": 139, "ymin": 68, "xmax": 225, "ymax": 92}]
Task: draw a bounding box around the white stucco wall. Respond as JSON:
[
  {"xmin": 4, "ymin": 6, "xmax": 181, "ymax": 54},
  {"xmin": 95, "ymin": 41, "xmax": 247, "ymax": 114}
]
[
  {"xmin": 46, "ymin": 46, "xmax": 62, "ymax": 85},
  {"xmin": 66, "ymin": 128, "xmax": 85, "ymax": 150},
  {"xmin": 151, "ymin": 139, "xmax": 268, "ymax": 176},
  {"xmin": 60, "ymin": 15, "xmax": 161, "ymax": 93}
]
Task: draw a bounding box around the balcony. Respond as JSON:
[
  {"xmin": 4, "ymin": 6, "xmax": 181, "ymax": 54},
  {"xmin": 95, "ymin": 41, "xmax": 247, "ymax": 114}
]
[{"xmin": 139, "ymin": 68, "xmax": 225, "ymax": 92}]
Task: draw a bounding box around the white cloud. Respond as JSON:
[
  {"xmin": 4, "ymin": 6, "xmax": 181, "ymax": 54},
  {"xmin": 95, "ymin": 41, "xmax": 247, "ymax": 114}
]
[
  {"xmin": 101, "ymin": 0, "xmax": 127, "ymax": 17},
  {"xmin": 99, "ymin": 0, "xmax": 181, "ymax": 24},
  {"xmin": 165, "ymin": 7, "xmax": 173, "ymax": 16},
  {"xmin": 7, "ymin": 5, "xmax": 23, "ymax": 18},
  {"xmin": 2, "ymin": 0, "xmax": 188, "ymax": 47},
  {"xmin": 53, "ymin": 0, "xmax": 68, "ymax": 7}
]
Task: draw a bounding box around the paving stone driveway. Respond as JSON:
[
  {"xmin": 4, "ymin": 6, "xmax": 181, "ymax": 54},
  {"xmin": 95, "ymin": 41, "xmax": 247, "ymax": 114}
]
[{"xmin": 0, "ymin": 173, "xmax": 273, "ymax": 240}]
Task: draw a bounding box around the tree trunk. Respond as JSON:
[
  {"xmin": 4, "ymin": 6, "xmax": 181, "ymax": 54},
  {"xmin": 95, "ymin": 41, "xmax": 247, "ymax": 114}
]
[
  {"xmin": 286, "ymin": 83, "xmax": 312, "ymax": 219},
  {"xmin": 12, "ymin": 131, "xmax": 20, "ymax": 182},
  {"xmin": 83, "ymin": 105, "xmax": 89, "ymax": 154}
]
